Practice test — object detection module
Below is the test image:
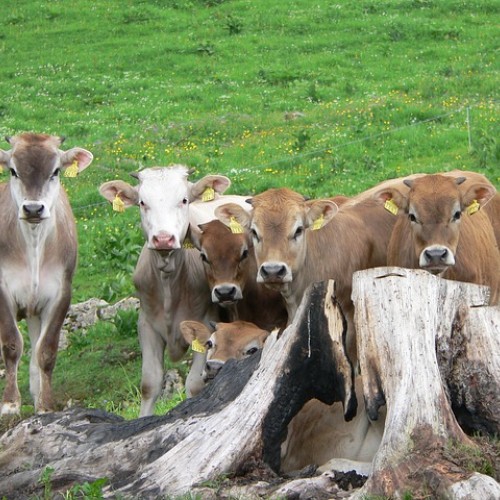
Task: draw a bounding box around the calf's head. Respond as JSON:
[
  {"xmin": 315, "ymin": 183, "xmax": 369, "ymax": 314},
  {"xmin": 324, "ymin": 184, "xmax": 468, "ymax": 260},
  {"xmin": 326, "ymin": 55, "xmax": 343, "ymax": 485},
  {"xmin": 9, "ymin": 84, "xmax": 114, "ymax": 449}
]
[
  {"xmin": 180, "ymin": 320, "xmax": 270, "ymax": 383},
  {"xmin": 189, "ymin": 220, "xmax": 252, "ymax": 306},
  {"xmin": 376, "ymin": 174, "xmax": 496, "ymax": 273},
  {"xmin": 99, "ymin": 166, "xmax": 230, "ymax": 251},
  {"xmin": 0, "ymin": 133, "xmax": 93, "ymax": 223},
  {"xmin": 215, "ymin": 188, "xmax": 337, "ymax": 288}
]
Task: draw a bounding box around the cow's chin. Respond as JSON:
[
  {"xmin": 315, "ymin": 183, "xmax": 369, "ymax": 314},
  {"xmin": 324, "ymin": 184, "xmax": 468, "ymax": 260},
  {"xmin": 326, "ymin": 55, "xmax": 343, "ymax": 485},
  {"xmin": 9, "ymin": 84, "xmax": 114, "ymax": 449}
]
[
  {"xmin": 218, "ymin": 300, "xmax": 238, "ymax": 308},
  {"xmin": 422, "ymin": 265, "xmax": 449, "ymax": 276}
]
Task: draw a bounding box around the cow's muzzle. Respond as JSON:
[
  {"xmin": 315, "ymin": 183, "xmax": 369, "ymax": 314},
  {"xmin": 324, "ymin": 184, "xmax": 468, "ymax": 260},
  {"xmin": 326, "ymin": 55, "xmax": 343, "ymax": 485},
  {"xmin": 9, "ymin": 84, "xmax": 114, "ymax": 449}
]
[
  {"xmin": 212, "ymin": 283, "xmax": 243, "ymax": 305},
  {"xmin": 419, "ymin": 245, "xmax": 455, "ymax": 273},
  {"xmin": 21, "ymin": 202, "xmax": 46, "ymax": 223},
  {"xmin": 258, "ymin": 261, "xmax": 292, "ymax": 284}
]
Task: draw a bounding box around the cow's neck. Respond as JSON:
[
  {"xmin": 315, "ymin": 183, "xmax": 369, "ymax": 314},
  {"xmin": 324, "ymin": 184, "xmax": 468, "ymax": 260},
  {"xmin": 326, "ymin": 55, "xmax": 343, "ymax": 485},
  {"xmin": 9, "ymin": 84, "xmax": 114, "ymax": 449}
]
[{"xmin": 19, "ymin": 218, "xmax": 54, "ymax": 299}]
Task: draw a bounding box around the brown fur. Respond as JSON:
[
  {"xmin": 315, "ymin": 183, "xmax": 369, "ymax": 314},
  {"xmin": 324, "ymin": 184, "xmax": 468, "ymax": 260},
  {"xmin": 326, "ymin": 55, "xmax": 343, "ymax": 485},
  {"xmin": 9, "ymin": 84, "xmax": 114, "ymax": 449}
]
[
  {"xmin": 190, "ymin": 220, "xmax": 287, "ymax": 331},
  {"xmin": 381, "ymin": 174, "xmax": 499, "ymax": 305}
]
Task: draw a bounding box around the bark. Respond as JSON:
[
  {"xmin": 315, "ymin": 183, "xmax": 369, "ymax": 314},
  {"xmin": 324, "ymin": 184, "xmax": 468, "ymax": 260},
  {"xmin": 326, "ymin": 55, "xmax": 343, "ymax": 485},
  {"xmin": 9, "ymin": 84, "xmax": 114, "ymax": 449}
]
[
  {"xmin": 0, "ymin": 280, "xmax": 354, "ymax": 499},
  {"xmin": 1, "ymin": 269, "xmax": 499, "ymax": 500},
  {"xmin": 351, "ymin": 267, "xmax": 500, "ymax": 499}
]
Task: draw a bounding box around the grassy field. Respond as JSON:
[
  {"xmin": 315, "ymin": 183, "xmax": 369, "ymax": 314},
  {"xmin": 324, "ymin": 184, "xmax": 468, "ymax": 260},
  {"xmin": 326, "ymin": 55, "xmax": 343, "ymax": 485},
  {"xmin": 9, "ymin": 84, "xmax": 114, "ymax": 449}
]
[{"xmin": 0, "ymin": 0, "xmax": 498, "ymax": 422}]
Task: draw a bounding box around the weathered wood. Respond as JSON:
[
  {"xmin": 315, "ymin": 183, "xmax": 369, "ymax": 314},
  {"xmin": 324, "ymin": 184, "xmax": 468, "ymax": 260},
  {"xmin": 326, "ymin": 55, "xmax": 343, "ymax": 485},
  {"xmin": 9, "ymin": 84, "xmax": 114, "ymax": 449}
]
[
  {"xmin": 0, "ymin": 280, "xmax": 354, "ymax": 499},
  {"xmin": 351, "ymin": 267, "xmax": 500, "ymax": 499}
]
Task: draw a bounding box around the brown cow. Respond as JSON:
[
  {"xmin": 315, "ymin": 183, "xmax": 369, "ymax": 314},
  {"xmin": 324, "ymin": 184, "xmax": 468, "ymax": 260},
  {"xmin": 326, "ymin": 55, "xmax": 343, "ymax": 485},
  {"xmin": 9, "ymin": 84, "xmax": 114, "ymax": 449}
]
[
  {"xmin": 180, "ymin": 319, "xmax": 383, "ymax": 474},
  {"xmin": 373, "ymin": 173, "xmax": 499, "ymax": 304},
  {"xmin": 0, "ymin": 133, "xmax": 93, "ymax": 415},
  {"xmin": 215, "ymin": 189, "xmax": 396, "ymax": 362},
  {"xmin": 179, "ymin": 320, "xmax": 270, "ymax": 387},
  {"xmin": 189, "ymin": 220, "xmax": 288, "ymax": 331}
]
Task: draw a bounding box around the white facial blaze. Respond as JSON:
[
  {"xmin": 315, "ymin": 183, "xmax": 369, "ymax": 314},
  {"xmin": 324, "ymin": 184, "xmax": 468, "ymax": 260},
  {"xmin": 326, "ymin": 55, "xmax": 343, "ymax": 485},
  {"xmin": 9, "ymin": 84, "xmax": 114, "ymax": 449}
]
[{"xmin": 137, "ymin": 168, "xmax": 190, "ymax": 250}]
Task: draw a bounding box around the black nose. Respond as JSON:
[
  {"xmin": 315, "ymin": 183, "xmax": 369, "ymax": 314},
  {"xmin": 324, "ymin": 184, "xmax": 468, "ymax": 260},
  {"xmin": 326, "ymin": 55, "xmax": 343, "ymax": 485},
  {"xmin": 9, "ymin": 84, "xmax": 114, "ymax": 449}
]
[
  {"xmin": 23, "ymin": 203, "xmax": 44, "ymax": 218},
  {"xmin": 214, "ymin": 284, "xmax": 238, "ymax": 302},
  {"xmin": 424, "ymin": 247, "xmax": 449, "ymax": 265},
  {"xmin": 260, "ymin": 263, "xmax": 287, "ymax": 280}
]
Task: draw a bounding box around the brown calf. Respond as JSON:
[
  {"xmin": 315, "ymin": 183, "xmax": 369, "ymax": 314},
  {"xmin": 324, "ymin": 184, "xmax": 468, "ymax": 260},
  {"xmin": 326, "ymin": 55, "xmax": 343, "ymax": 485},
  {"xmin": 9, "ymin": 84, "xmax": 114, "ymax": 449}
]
[
  {"xmin": 189, "ymin": 220, "xmax": 288, "ymax": 331},
  {"xmin": 179, "ymin": 320, "xmax": 270, "ymax": 389},
  {"xmin": 215, "ymin": 189, "xmax": 396, "ymax": 362},
  {"xmin": 373, "ymin": 173, "xmax": 499, "ymax": 304}
]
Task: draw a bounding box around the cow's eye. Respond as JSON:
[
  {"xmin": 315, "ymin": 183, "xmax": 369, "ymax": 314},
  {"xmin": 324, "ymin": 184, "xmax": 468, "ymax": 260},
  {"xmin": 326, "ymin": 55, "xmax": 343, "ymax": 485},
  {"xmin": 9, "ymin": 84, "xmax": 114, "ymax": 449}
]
[
  {"xmin": 182, "ymin": 197, "xmax": 188, "ymax": 205},
  {"xmin": 251, "ymin": 228, "xmax": 260, "ymax": 243},
  {"xmin": 9, "ymin": 168, "xmax": 18, "ymax": 178},
  {"xmin": 205, "ymin": 340, "xmax": 213, "ymax": 349},
  {"xmin": 51, "ymin": 168, "xmax": 60, "ymax": 179},
  {"xmin": 240, "ymin": 249, "xmax": 249, "ymax": 261},
  {"xmin": 246, "ymin": 347, "xmax": 258, "ymax": 355},
  {"xmin": 408, "ymin": 213, "xmax": 417, "ymax": 223},
  {"xmin": 200, "ymin": 252, "xmax": 209, "ymax": 263},
  {"xmin": 293, "ymin": 226, "xmax": 304, "ymax": 239},
  {"xmin": 452, "ymin": 210, "xmax": 461, "ymax": 222}
]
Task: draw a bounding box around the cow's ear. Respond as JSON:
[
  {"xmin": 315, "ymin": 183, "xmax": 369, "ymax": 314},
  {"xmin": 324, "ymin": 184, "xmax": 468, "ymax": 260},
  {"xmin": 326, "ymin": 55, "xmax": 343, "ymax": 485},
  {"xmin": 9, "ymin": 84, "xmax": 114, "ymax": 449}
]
[
  {"xmin": 215, "ymin": 203, "xmax": 251, "ymax": 232},
  {"xmin": 99, "ymin": 180, "xmax": 139, "ymax": 208},
  {"xmin": 61, "ymin": 147, "xmax": 94, "ymax": 173},
  {"xmin": 179, "ymin": 320, "xmax": 211, "ymax": 344},
  {"xmin": 189, "ymin": 175, "xmax": 231, "ymax": 201},
  {"xmin": 305, "ymin": 199, "xmax": 338, "ymax": 230},
  {"xmin": 373, "ymin": 187, "xmax": 408, "ymax": 215},
  {"xmin": 0, "ymin": 149, "xmax": 10, "ymax": 168},
  {"xmin": 460, "ymin": 181, "xmax": 496, "ymax": 210},
  {"xmin": 187, "ymin": 224, "xmax": 203, "ymax": 250}
]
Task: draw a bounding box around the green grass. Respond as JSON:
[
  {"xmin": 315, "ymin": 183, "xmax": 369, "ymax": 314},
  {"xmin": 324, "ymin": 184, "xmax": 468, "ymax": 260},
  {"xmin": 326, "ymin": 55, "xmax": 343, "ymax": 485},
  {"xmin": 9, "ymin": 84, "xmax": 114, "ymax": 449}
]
[{"xmin": 0, "ymin": 0, "xmax": 499, "ymax": 421}]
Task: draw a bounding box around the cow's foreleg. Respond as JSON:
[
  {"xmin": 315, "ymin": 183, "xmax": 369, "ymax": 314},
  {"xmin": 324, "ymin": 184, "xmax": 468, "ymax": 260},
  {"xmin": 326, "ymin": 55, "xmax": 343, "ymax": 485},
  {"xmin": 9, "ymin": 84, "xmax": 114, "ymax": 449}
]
[
  {"xmin": 185, "ymin": 350, "xmax": 207, "ymax": 398},
  {"xmin": 138, "ymin": 312, "xmax": 167, "ymax": 417},
  {"xmin": 32, "ymin": 293, "xmax": 70, "ymax": 413},
  {"xmin": 0, "ymin": 308, "xmax": 23, "ymax": 416}
]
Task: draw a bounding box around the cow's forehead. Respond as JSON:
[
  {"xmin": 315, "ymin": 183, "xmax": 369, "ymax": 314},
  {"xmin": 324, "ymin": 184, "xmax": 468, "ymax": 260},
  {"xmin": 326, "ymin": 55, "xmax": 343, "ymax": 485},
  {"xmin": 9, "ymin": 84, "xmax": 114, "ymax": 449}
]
[
  {"xmin": 10, "ymin": 134, "xmax": 60, "ymax": 172},
  {"xmin": 138, "ymin": 167, "xmax": 189, "ymax": 199},
  {"xmin": 409, "ymin": 176, "xmax": 461, "ymax": 214},
  {"xmin": 252, "ymin": 188, "xmax": 306, "ymax": 227}
]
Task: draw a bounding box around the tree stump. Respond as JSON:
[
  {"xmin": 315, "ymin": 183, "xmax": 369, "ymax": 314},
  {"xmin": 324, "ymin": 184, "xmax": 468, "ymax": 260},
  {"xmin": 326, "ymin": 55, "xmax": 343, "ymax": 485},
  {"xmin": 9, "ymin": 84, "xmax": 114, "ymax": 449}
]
[
  {"xmin": 0, "ymin": 280, "xmax": 355, "ymax": 499},
  {"xmin": 351, "ymin": 267, "xmax": 500, "ymax": 499}
]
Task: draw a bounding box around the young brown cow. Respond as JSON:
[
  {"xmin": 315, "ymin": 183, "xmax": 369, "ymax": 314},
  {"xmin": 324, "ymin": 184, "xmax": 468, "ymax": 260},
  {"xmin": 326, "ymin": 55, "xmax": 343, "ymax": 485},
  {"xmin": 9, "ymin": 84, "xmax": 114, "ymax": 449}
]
[
  {"xmin": 373, "ymin": 173, "xmax": 499, "ymax": 304},
  {"xmin": 189, "ymin": 220, "xmax": 288, "ymax": 331}
]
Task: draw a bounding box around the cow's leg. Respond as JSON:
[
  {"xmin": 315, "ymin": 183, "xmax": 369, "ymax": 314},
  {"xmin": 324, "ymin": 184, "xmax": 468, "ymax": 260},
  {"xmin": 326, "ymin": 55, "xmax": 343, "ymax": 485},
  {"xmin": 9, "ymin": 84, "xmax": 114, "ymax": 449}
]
[
  {"xmin": 138, "ymin": 312, "xmax": 166, "ymax": 417},
  {"xmin": 30, "ymin": 294, "xmax": 70, "ymax": 413},
  {"xmin": 26, "ymin": 316, "xmax": 42, "ymax": 409},
  {"xmin": 0, "ymin": 308, "xmax": 23, "ymax": 416},
  {"xmin": 185, "ymin": 351, "xmax": 208, "ymax": 398}
]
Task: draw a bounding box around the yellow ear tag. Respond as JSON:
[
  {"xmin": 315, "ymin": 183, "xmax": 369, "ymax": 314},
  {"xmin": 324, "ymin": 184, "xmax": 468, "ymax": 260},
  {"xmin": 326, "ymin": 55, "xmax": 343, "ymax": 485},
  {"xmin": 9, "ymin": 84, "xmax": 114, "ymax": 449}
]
[
  {"xmin": 311, "ymin": 214, "xmax": 324, "ymax": 231},
  {"xmin": 466, "ymin": 199, "xmax": 480, "ymax": 216},
  {"xmin": 202, "ymin": 186, "xmax": 215, "ymax": 202},
  {"xmin": 229, "ymin": 216, "xmax": 244, "ymax": 234},
  {"xmin": 64, "ymin": 160, "xmax": 79, "ymax": 178},
  {"xmin": 112, "ymin": 194, "xmax": 125, "ymax": 213},
  {"xmin": 191, "ymin": 338, "xmax": 206, "ymax": 353},
  {"xmin": 384, "ymin": 198, "xmax": 399, "ymax": 215},
  {"xmin": 182, "ymin": 239, "xmax": 194, "ymax": 249}
]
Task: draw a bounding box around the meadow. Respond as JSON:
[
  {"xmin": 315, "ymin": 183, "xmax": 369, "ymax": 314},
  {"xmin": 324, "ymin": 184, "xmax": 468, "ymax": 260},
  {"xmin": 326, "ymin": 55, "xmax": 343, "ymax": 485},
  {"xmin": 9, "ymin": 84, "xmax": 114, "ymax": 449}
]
[{"xmin": 0, "ymin": 0, "xmax": 498, "ymax": 421}]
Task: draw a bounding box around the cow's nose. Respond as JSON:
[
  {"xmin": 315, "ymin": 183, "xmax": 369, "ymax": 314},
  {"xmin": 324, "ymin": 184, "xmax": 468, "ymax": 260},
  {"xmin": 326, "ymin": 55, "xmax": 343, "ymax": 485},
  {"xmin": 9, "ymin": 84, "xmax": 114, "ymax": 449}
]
[
  {"xmin": 213, "ymin": 284, "xmax": 240, "ymax": 303},
  {"xmin": 424, "ymin": 247, "xmax": 449, "ymax": 265},
  {"xmin": 152, "ymin": 232, "xmax": 176, "ymax": 250},
  {"xmin": 204, "ymin": 360, "xmax": 224, "ymax": 380},
  {"xmin": 260, "ymin": 262, "xmax": 288, "ymax": 281},
  {"xmin": 22, "ymin": 202, "xmax": 44, "ymax": 219}
]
